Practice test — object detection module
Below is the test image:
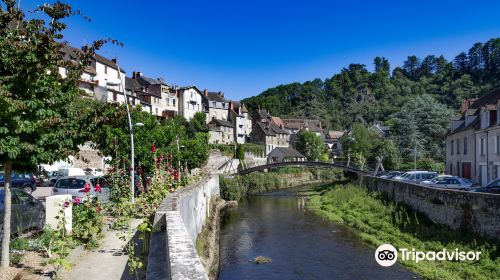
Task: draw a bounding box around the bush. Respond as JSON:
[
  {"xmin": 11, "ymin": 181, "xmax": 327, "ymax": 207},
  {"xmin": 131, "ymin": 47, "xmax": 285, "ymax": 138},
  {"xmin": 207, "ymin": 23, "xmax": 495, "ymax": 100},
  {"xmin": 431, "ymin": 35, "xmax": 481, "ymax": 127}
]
[{"xmin": 72, "ymin": 197, "xmax": 105, "ymax": 248}]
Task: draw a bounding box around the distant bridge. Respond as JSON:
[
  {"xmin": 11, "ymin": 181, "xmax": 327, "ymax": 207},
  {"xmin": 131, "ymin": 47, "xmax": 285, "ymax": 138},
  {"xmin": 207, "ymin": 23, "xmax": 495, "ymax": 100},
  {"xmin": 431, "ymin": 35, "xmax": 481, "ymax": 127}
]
[{"xmin": 237, "ymin": 161, "xmax": 376, "ymax": 175}]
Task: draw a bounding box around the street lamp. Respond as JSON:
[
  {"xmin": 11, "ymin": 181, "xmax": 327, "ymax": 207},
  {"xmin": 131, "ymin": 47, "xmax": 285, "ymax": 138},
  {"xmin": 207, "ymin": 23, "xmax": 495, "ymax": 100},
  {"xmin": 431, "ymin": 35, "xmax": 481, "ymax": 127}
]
[{"xmin": 106, "ymin": 69, "xmax": 140, "ymax": 203}]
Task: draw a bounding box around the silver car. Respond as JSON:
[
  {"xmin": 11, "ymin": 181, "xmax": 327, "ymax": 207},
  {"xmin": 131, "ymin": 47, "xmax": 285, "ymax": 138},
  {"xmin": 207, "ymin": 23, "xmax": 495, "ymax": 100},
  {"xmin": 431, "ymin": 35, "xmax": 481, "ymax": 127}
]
[
  {"xmin": 51, "ymin": 176, "xmax": 110, "ymax": 202},
  {"xmin": 420, "ymin": 175, "xmax": 473, "ymax": 190},
  {"xmin": 0, "ymin": 188, "xmax": 45, "ymax": 238}
]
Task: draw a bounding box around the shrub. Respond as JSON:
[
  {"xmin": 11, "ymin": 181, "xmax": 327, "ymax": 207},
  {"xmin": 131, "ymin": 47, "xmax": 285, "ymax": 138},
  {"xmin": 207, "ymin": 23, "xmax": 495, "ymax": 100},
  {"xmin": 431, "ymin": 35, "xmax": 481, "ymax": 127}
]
[{"xmin": 72, "ymin": 197, "xmax": 105, "ymax": 248}]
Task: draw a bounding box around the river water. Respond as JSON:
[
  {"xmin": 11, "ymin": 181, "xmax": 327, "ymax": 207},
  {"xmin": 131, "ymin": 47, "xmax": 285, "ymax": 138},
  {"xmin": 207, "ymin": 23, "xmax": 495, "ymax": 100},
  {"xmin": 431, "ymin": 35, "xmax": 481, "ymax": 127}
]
[{"xmin": 218, "ymin": 186, "xmax": 418, "ymax": 280}]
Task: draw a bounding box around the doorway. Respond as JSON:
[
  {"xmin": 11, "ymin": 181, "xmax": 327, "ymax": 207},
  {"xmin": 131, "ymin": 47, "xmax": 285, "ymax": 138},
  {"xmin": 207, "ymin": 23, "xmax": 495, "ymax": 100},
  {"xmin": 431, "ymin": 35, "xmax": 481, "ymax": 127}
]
[{"xmin": 462, "ymin": 162, "xmax": 471, "ymax": 179}]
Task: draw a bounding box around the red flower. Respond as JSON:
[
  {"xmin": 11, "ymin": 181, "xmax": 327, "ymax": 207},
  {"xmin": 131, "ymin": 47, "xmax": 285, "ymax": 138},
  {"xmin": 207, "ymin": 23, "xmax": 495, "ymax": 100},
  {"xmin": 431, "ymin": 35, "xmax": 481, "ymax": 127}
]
[
  {"xmin": 96, "ymin": 207, "xmax": 101, "ymax": 213},
  {"xmin": 73, "ymin": 197, "xmax": 81, "ymax": 205},
  {"xmin": 169, "ymin": 188, "xmax": 175, "ymax": 193},
  {"xmin": 83, "ymin": 183, "xmax": 91, "ymax": 193},
  {"xmin": 151, "ymin": 144, "xmax": 157, "ymax": 153},
  {"xmin": 94, "ymin": 183, "xmax": 102, "ymax": 193},
  {"xmin": 173, "ymin": 170, "xmax": 179, "ymax": 181}
]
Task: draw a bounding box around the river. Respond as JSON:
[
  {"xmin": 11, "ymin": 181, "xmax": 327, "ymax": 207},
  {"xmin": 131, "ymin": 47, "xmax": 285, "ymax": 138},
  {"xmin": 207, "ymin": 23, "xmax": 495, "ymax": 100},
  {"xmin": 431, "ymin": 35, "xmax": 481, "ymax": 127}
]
[{"xmin": 217, "ymin": 185, "xmax": 418, "ymax": 280}]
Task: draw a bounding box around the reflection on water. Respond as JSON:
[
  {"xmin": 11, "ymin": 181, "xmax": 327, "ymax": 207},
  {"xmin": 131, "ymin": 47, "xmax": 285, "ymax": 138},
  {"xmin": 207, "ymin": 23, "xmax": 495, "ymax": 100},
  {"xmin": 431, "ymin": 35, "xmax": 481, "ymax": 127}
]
[{"xmin": 218, "ymin": 186, "xmax": 418, "ymax": 280}]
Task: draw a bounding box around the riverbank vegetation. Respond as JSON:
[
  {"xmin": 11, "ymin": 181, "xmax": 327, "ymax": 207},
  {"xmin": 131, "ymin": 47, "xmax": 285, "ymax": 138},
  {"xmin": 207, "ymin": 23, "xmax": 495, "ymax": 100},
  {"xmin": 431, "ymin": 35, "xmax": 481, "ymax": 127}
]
[
  {"xmin": 220, "ymin": 168, "xmax": 343, "ymax": 201},
  {"xmin": 308, "ymin": 184, "xmax": 500, "ymax": 280}
]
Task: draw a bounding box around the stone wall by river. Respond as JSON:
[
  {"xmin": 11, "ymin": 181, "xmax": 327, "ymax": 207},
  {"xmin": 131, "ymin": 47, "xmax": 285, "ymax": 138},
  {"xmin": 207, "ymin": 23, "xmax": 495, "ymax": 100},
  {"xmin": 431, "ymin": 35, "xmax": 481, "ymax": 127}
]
[{"xmin": 362, "ymin": 175, "xmax": 500, "ymax": 240}]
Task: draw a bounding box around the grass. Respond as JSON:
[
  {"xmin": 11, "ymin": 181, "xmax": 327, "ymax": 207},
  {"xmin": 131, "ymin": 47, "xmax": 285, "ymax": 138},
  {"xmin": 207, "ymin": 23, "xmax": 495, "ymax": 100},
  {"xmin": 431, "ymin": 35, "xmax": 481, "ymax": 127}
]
[{"xmin": 307, "ymin": 183, "xmax": 500, "ymax": 280}]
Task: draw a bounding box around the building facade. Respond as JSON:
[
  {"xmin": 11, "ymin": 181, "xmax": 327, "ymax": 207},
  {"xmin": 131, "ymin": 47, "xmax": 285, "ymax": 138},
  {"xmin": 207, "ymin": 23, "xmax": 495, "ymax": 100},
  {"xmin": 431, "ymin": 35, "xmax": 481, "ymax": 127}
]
[
  {"xmin": 208, "ymin": 119, "xmax": 234, "ymax": 145},
  {"xmin": 446, "ymin": 88, "xmax": 500, "ymax": 186},
  {"xmin": 228, "ymin": 101, "xmax": 252, "ymax": 144},
  {"xmin": 250, "ymin": 122, "xmax": 290, "ymax": 155},
  {"xmin": 178, "ymin": 86, "xmax": 206, "ymax": 121}
]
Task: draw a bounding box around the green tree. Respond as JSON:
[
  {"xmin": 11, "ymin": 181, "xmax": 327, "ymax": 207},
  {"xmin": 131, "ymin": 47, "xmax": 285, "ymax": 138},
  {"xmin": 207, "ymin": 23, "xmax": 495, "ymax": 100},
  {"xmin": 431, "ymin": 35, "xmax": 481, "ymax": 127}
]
[
  {"xmin": 0, "ymin": 1, "xmax": 112, "ymax": 268},
  {"xmin": 187, "ymin": 112, "xmax": 208, "ymax": 137},
  {"xmin": 340, "ymin": 123, "xmax": 381, "ymax": 161},
  {"xmin": 373, "ymin": 139, "xmax": 401, "ymax": 170},
  {"xmin": 296, "ymin": 130, "xmax": 326, "ymax": 160},
  {"xmin": 235, "ymin": 144, "xmax": 245, "ymax": 160},
  {"xmin": 391, "ymin": 94, "xmax": 453, "ymax": 161}
]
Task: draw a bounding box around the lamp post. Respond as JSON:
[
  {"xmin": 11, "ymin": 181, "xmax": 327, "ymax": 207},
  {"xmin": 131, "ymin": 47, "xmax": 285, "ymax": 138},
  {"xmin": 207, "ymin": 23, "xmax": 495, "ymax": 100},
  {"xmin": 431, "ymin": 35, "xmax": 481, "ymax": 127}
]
[
  {"xmin": 106, "ymin": 68, "xmax": 143, "ymax": 203},
  {"xmin": 175, "ymin": 135, "xmax": 185, "ymax": 182}
]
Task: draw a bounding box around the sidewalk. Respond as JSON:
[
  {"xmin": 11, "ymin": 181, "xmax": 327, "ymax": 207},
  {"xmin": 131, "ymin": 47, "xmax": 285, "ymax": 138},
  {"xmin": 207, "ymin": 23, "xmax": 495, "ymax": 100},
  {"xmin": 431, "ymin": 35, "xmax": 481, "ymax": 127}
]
[{"xmin": 63, "ymin": 219, "xmax": 143, "ymax": 280}]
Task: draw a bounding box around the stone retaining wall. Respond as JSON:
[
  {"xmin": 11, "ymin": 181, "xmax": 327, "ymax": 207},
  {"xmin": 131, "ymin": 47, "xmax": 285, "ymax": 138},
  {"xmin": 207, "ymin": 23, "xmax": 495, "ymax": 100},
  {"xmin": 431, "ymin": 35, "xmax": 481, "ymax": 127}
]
[
  {"xmin": 147, "ymin": 174, "xmax": 220, "ymax": 280},
  {"xmin": 362, "ymin": 176, "xmax": 500, "ymax": 240}
]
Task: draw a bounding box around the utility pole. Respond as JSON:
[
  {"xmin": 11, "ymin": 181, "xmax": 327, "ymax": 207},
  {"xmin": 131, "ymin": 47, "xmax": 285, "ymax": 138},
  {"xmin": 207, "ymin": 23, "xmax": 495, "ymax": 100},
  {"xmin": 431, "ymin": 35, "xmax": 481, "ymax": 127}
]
[
  {"xmin": 176, "ymin": 134, "xmax": 181, "ymax": 183},
  {"xmin": 413, "ymin": 144, "xmax": 417, "ymax": 182}
]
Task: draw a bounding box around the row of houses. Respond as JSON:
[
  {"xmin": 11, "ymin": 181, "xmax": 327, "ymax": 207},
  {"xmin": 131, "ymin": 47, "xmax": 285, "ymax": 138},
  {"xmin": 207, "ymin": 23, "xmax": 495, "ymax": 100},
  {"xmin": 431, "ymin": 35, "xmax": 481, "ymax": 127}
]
[
  {"xmin": 446, "ymin": 88, "xmax": 500, "ymax": 186},
  {"xmin": 59, "ymin": 45, "xmax": 353, "ymax": 165}
]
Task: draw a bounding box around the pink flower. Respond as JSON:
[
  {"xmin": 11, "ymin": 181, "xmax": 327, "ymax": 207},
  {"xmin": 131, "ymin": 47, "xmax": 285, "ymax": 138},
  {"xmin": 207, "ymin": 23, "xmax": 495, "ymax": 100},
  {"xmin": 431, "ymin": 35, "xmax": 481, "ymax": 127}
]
[
  {"xmin": 63, "ymin": 201, "xmax": 70, "ymax": 208},
  {"xmin": 83, "ymin": 183, "xmax": 91, "ymax": 193},
  {"xmin": 73, "ymin": 197, "xmax": 81, "ymax": 205}
]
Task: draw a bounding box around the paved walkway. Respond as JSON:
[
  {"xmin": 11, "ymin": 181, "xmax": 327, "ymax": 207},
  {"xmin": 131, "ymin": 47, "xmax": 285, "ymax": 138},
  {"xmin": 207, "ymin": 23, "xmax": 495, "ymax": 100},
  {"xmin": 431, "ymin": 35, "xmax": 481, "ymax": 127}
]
[{"xmin": 63, "ymin": 219, "xmax": 143, "ymax": 280}]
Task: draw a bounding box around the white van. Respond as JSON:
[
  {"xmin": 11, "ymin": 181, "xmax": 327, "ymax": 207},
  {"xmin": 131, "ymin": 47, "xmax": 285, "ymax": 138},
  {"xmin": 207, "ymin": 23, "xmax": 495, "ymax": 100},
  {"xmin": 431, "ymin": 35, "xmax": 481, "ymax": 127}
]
[{"xmin": 58, "ymin": 167, "xmax": 86, "ymax": 177}]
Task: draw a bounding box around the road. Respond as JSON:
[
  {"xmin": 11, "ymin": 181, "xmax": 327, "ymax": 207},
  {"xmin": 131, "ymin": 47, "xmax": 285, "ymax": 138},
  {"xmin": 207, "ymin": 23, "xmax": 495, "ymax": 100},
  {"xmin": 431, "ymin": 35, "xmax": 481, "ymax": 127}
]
[{"xmin": 32, "ymin": 185, "xmax": 53, "ymax": 205}]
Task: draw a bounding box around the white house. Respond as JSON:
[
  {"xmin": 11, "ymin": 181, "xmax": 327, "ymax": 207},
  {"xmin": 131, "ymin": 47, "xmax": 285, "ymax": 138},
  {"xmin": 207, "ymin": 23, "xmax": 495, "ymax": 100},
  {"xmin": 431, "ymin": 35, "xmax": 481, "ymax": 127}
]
[
  {"xmin": 58, "ymin": 45, "xmax": 143, "ymax": 106},
  {"xmin": 228, "ymin": 101, "xmax": 252, "ymax": 144},
  {"xmin": 178, "ymin": 86, "xmax": 206, "ymax": 120}
]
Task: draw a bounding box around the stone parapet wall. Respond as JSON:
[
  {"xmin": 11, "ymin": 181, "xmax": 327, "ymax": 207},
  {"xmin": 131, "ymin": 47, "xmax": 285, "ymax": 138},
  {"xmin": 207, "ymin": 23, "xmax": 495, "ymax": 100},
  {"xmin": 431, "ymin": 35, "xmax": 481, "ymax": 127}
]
[
  {"xmin": 147, "ymin": 174, "xmax": 220, "ymax": 280},
  {"xmin": 362, "ymin": 176, "xmax": 500, "ymax": 240}
]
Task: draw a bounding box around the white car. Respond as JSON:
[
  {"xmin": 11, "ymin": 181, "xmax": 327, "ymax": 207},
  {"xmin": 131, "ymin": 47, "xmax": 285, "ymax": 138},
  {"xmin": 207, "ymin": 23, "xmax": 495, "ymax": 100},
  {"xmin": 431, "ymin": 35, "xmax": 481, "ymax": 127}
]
[
  {"xmin": 393, "ymin": 171, "xmax": 437, "ymax": 183},
  {"xmin": 420, "ymin": 175, "xmax": 473, "ymax": 190},
  {"xmin": 52, "ymin": 176, "xmax": 110, "ymax": 202}
]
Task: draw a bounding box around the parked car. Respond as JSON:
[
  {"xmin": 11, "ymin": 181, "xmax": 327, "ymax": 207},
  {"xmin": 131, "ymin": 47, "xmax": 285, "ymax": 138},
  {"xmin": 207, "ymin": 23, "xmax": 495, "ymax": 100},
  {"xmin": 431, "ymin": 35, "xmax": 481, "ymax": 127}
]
[
  {"xmin": 83, "ymin": 168, "xmax": 104, "ymax": 177},
  {"xmin": 473, "ymin": 179, "xmax": 500, "ymax": 194},
  {"xmin": 420, "ymin": 175, "xmax": 474, "ymax": 190},
  {"xmin": 52, "ymin": 176, "xmax": 110, "ymax": 202},
  {"xmin": 379, "ymin": 171, "xmax": 404, "ymax": 179},
  {"xmin": 0, "ymin": 171, "xmax": 37, "ymax": 194},
  {"xmin": 0, "ymin": 187, "xmax": 45, "ymax": 239},
  {"xmin": 58, "ymin": 167, "xmax": 86, "ymax": 177},
  {"xmin": 393, "ymin": 171, "xmax": 438, "ymax": 183}
]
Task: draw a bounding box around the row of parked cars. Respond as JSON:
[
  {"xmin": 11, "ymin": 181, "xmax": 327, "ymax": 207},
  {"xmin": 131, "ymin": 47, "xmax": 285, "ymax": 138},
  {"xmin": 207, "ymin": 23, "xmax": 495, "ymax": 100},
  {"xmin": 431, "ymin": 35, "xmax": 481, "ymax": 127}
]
[
  {"xmin": 376, "ymin": 170, "xmax": 500, "ymax": 194},
  {"xmin": 0, "ymin": 168, "xmax": 110, "ymax": 239}
]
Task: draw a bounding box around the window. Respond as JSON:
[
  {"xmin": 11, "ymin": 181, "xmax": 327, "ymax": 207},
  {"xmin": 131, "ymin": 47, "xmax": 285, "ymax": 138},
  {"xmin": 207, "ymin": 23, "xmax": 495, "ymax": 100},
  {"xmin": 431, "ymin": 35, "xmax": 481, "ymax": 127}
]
[
  {"xmin": 173, "ymin": 99, "xmax": 176, "ymax": 106},
  {"xmin": 481, "ymin": 138, "xmax": 485, "ymax": 155},
  {"xmin": 456, "ymin": 139, "xmax": 460, "ymax": 154},
  {"xmin": 457, "ymin": 162, "xmax": 460, "ymax": 177},
  {"xmin": 450, "ymin": 164, "xmax": 453, "ymax": 174},
  {"xmin": 55, "ymin": 178, "xmax": 86, "ymax": 189},
  {"xmin": 464, "ymin": 137, "xmax": 467, "ymax": 154},
  {"xmin": 451, "ymin": 140, "xmax": 454, "ymax": 155},
  {"xmin": 13, "ymin": 189, "xmax": 32, "ymax": 204},
  {"xmin": 497, "ymin": 136, "xmax": 500, "ymax": 154},
  {"xmin": 104, "ymin": 65, "xmax": 108, "ymax": 74}
]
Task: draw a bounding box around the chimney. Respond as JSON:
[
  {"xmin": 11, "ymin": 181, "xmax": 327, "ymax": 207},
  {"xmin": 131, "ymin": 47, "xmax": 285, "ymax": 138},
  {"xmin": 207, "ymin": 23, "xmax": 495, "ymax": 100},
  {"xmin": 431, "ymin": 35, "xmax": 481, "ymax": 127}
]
[
  {"xmin": 220, "ymin": 91, "xmax": 224, "ymax": 97},
  {"xmin": 111, "ymin": 58, "xmax": 117, "ymax": 64},
  {"xmin": 460, "ymin": 99, "xmax": 476, "ymax": 114},
  {"xmin": 132, "ymin": 71, "xmax": 142, "ymax": 79},
  {"xmin": 229, "ymin": 101, "xmax": 234, "ymax": 110},
  {"xmin": 204, "ymin": 89, "xmax": 208, "ymax": 97}
]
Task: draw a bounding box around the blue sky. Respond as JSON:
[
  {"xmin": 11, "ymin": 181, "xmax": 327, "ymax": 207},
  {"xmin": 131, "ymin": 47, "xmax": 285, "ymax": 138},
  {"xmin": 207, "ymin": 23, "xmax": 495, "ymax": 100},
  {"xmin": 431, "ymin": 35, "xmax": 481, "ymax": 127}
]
[{"xmin": 21, "ymin": 0, "xmax": 500, "ymax": 100}]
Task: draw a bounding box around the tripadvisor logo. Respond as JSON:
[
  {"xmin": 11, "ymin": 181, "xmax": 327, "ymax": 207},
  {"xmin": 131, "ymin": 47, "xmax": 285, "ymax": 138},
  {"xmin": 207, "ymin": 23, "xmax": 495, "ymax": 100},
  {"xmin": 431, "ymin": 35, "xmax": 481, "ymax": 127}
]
[{"xmin": 375, "ymin": 244, "xmax": 481, "ymax": 267}]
